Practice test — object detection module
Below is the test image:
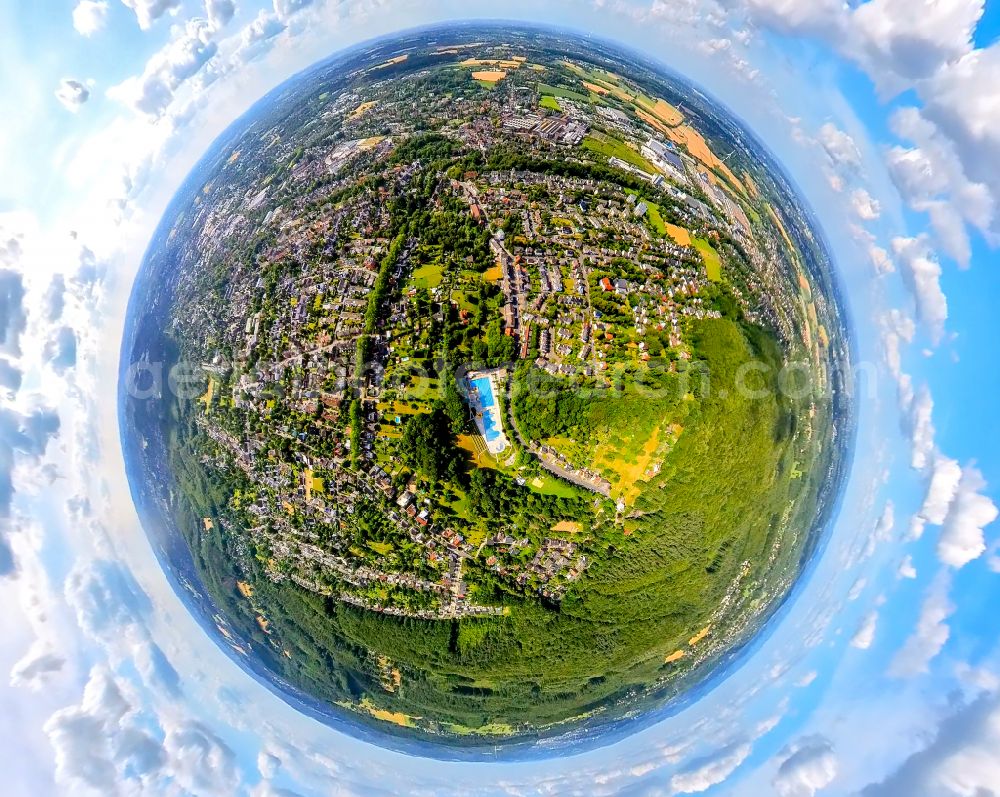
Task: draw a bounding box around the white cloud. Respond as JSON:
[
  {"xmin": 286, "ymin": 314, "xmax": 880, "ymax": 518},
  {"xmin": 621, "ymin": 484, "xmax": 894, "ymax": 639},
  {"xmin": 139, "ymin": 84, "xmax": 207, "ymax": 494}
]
[
  {"xmin": 889, "ymin": 572, "xmax": 954, "ymax": 678},
  {"xmin": 795, "ymin": 671, "xmax": 818, "ymax": 688},
  {"xmin": 850, "ymin": 611, "xmax": 879, "ymax": 650},
  {"xmin": 903, "ymin": 383, "xmax": 935, "ymax": 471},
  {"xmin": 887, "ymin": 107, "xmax": 994, "ymax": 266},
  {"xmin": 918, "ymin": 454, "xmax": 963, "ymax": 526},
  {"xmin": 817, "ymin": 122, "xmax": 861, "ymax": 171},
  {"xmin": 163, "ymin": 722, "xmax": 240, "ymax": 796},
  {"xmin": 43, "ymin": 666, "xmax": 145, "ymax": 793},
  {"xmin": 206, "ymin": 0, "xmax": 237, "ymax": 30},
  {"xmin": 865, "ymin": 500, "xmax": 895, "ymax": 558},
  {"xmin": 869, "ymin": 244, "xmax": 894, "ymax": 275},
  {"xmin": 670, "ymin": 743, "xmax": 752, "ymax": 794},
  {"xmin": 860, "ymin": 693, "xmax": 1000, "ymax": 797},
  {"xmin": 72, "ymin": 0, "xmax": 110, "ymax": 36},
  {"xmin": 880, "ymin": 308, "xmax": 914, "ymax": 382},
  {"xmin": 121, "ymin": 0, "xmax": 181, "ymax": 30},
  {"xmin": 773, "ymin": 736, "xmax": 838, "ymax": 797},
  {"xmin": 10, "ymin": 645, "xmax": 66, "ymax": 690},
  {"xmin": 235, "ymin": 10, "xmax": 287, "ymax": 63},
  {"xmin": 733, "ymin": 0, "xmax": 997, "ymax": 264},
  {"xmin": 892, "ymin": 236, "xmax": 948, "ymax": 345},
  {"xmin": 851, "ymin": 188, "xmax": 881, "ymax": 220},
  {"xmin": 108, "ymin": 18, "xmax": 218, "ymax": 117},
  {"xmin": 916, "ymin": 43, "xmax": 1000, "ymax": 250},
  {"xmin": 850, "ymin": 0, "xmax": 983, "ymax": 86},
  {"xmin": 56, "ymin": 79, "xmax": 91, "ymax": 112},
  {"xmin": 989, "ymin": 540, "xmax": 1000, "ymax": 573},
  {"xmin": 273, "ymin": 0, "xmax": 315, "ymax": 20},
  {"xmin": 739, "ymin": 0, "xmax": 845, "ymax": 38},
  {"xmin": 898, "ymin": 555, "xmax": 917, "ymax": 579},
  {"xmin": 938, "ymin": 465, "xmax": 998, "ymax": 569}
]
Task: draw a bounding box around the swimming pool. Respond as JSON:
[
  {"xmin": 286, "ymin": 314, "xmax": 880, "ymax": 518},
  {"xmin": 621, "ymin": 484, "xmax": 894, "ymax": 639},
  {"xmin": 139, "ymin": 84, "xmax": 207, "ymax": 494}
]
[{"xmin": 471, "ymin": 377, "xmax": 501, "ymax": 442}]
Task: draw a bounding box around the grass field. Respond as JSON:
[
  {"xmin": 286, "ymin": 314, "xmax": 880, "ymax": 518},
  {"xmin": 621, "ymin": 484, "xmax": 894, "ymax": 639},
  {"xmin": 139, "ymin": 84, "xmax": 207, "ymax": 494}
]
[
  {"xmin": 693, "ymin": 237, "xmax": 722, "ymax": 281},
  {"xmin": 411, "ymin": 263, "xmax": 444, "ymax": 289},
  {"xmin": 529, "ymin": 473, "xmax": 584, "ymax": 499},
  {"xmin": 540, "ymin": 95, "xmax": 561, "ymax": 111},
  {"xmin": 646, "ymin": 202, "xmax": 668, "ymax": 235},
  {"xmin": 582, "ymin": 133, "xmax": 659, "ymax": 175},
  {"xmin": 537, "ymin": 83, "xmax": 590, "ymax": 102}
]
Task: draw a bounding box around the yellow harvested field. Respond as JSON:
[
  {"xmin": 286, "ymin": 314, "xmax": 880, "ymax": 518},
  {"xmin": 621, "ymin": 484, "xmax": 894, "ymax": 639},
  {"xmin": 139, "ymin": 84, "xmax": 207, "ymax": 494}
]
[
  {"xmin": 665, "ymin": 650, "xmax": 686, "ymax": 664},
  {"xmin": 552, "ymin": 520, "xmax": 583, "ymax": 534},
  {"xmin": 513, "ymin": 55, "xmax": 527, "ymax": 62},
  {"xmin": 472, "ymin": 70, "xmax": 507, "ymax": 82},
  {"xmin": 199, "ymin": 376, "xmax": 215, "ymax": 410},
  {"xmin": 529, "ymin": 64, "xmax": 546, "ymax": 72},
  {"xmin": 457, "ymin": 433, "xmax": 496, "ymax": 468},
  {"xmin": 666, "ymin": 125, "xmax": 713, "ymax": 166},
  {"xmin": 226, "ymin": 149, "xmax": 241, "ymax": 165},
  {"xmin": 583, "ymin": 81, "xmax": 609, "ymax": 95},
  {"xmin": 349, "ymin": 100, "xmax": 376, "ymax": 120},
  {"xmin": 595, "ymin": 423, "xmax": 664, "ymax": 507},
  {"xmin": 688, "ymin": 626, "xmax": 711, "ymax": 647},
  {"xmin": 667, "ymin": 125, "xmax": 745, "ymax": 195},
  {"xmin": 236, "ymin": 580, "xmax": 254, "ymax": 599},
  {"xmin": 665, "ymin": 223, "xmax": 692, "ymax": 247},
  {"xmin": 637, "ymin": 108, "xmax": 670, "ymax": 135},
  {"xmin": 256, "ymin": 616, "xmax": 270, "ymax": 633},
  {"xmin": 650, "ymin": 98, "xmax": 684, "ymax": 126},
  {"xmin": 375, "ymin": 54, "xmax": 409, "ymax": 68},
  {"xmin": 203, "ymin": 517, "xmax": 214, "ymax": 531},
  {"xmin": 483, "ymin": 263, "xmax": 503, "ymax": 282},
  {"xmin": 360, "ymin": 698, "xmax": 417, "ymax": 727},
  {"xmin": 461, "ymin": 58, "xmax": 523, "ymax": 69},
  {"xmin": 767, "ymin": 205, "xmax": 795, "ymax": 251},
  {"xmin": 358, "ymin": 136, "xmax": 385, "ymax": 151}
]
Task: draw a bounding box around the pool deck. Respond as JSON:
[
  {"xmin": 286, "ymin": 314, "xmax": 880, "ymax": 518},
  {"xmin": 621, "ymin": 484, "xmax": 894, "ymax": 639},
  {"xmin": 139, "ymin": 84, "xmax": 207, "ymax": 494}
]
[{"xmin": 465, "ymin": 369, "xmax": 510, "ymax": 456}]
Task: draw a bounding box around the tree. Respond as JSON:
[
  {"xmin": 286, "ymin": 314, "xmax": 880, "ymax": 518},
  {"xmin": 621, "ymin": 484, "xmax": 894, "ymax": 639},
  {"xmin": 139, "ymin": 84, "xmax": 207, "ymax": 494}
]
[
  {"xmin": 443, "ymin": 373, "xmax": 467, "ymax": 435},
  {"xmin": 399, "ymin": 406, "xmax": 461, "ymax": 485}
]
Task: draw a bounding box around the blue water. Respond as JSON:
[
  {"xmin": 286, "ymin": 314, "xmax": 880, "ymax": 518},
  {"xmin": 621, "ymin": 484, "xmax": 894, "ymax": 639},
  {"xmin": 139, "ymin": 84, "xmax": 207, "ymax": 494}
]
[{"xmin": 472, "ymin": 377, "xmax": 500, "ymax": 442}]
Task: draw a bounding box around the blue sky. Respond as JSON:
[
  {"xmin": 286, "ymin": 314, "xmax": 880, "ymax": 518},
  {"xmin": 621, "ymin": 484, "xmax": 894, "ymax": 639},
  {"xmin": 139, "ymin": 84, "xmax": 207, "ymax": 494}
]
[{"xmin": 1, "ymin": 1, "xmax": 999, "ymax": 796}]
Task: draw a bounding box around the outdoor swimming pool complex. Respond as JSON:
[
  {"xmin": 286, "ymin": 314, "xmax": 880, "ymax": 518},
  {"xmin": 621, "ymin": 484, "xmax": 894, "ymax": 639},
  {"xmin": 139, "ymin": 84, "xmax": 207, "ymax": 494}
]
[{"xmin": 471, "ymin": 376, "xmax": 502, "ymax": 443}]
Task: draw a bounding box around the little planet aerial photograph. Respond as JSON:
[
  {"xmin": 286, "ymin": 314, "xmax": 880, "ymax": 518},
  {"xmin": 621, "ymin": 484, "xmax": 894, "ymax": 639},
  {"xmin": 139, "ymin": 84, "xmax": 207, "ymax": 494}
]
[{"xmin": 2, "ymin": 2, "xmax": 999, "ymax": 796}]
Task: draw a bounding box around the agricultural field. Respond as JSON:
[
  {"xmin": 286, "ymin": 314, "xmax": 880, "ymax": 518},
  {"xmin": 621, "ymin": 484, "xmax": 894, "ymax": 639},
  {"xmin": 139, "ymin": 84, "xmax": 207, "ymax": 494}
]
[
  {"xmin": 694, "ymin": 238, "xmax": 723, "ymax": 281},
  {"xmin": 582, "ymin": 132, "xmax": 659, "ymax": 174},
  {"xmin": 537, "ymin": 82, "xmax": 591, "ymax": 102}
]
